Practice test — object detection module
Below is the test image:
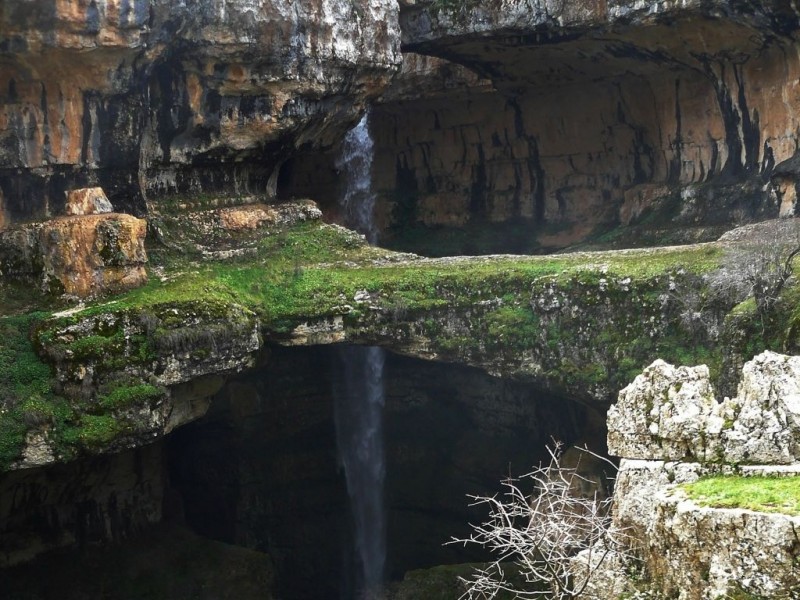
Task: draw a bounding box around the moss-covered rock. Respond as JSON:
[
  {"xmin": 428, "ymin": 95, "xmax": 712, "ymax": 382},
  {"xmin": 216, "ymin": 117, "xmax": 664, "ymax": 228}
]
[{"xmin": 0, "ymin": 211, "xmax": 757, "ymax": 472}]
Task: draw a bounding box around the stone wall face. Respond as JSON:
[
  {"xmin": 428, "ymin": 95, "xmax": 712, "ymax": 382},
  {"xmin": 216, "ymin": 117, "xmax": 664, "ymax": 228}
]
[
  {"xmin": 602, "ymin": 351, "xmax": 800, "ymax": 599},
  {"xmin": 0, "ymin": 441, "xmax": 165, "ymax": 568},
  {"xmin": 0, "ymin": 0, "xmax": 401, "ymax": 224},
  {"xmin": 351, "ymin": 3, "xmax": 800, "ymax": 247}
]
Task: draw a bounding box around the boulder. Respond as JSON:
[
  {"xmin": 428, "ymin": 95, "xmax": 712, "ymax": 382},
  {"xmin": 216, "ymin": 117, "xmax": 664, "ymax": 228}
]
[
  {"xmin": 0, "ymin": 213, "xmax": 147, "ymax": 298},
  {"xmin": 64, "ymin": 188, "xmax": 114, "ymax": 216},
  {"xmin": 607, "ymin": 360, "xmax": 725, "ymax": 462}
]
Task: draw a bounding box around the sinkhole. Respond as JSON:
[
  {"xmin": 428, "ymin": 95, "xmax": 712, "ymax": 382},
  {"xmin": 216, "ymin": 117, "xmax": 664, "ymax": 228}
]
[{"xmin": 165, "ymin": 343, "xmax": 603, "ymax": 599}]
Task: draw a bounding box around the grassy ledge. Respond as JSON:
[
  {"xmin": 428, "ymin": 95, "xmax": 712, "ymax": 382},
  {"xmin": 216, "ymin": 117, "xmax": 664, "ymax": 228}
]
[
  {"xmin": 680, "ymin": 475, "xmax": 800, "ymax": 515},
  {"xmin": 0, "ymin": 216, "xmax": 753, "ymax": 469}
]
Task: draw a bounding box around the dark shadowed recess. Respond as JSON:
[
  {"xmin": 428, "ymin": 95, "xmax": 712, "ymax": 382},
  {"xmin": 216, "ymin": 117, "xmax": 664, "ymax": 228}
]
[
  {"xmin": 167, "ymin": 343, "xmax": 595, "ymax": 599},
  {"xmin": 0, "ymin": 344, "xmax": 597, "ymax": 600}
]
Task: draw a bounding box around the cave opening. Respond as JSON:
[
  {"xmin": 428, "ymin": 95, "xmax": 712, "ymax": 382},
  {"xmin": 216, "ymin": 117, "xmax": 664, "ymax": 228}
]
[
  {"xmin": 275, "ymin": 151, "xmax": 343, "ymax": 223},
  {"xmin": 165, "ymin": 343, "xmax": 602, "ymax": 599}
]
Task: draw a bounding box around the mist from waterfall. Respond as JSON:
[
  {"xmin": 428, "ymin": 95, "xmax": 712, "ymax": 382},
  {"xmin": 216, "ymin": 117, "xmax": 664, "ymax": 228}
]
[{"xmin": 334, "ymin": 111, "xmax": 387, "ymax": 599}]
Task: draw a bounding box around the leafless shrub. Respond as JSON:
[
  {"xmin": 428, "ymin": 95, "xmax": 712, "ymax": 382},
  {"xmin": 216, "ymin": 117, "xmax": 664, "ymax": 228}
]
[
  {"xmin": 451, "ymin": 444, "xmax": 627, "ymax": 599},
  {"xmin": 712, "ymin": 218, "xmax": 800, "ymax": 319}
]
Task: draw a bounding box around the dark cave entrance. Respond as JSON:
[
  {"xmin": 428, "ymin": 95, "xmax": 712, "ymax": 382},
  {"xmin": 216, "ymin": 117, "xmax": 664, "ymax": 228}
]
[
  {"xmin": 275, "ymin": 151, "xmax": 347, "ymax": 227},
  {"xmin": 165, "ymin": 343, "xmax": 601, "ymax": 599}
]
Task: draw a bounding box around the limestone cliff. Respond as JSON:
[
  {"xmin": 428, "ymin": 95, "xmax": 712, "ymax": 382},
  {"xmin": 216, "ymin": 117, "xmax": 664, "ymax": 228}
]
[
  {"xmin": 362, "ymin": 1, "xmax": 800, "ymax": 248},
  {"xmin": 0, "ymin": 0, "xmax": 401, "ymax": 224}
]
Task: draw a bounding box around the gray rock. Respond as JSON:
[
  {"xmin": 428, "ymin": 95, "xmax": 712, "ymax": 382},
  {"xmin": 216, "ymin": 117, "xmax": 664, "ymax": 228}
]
[
  {"xmin": 607, "ymin": 361, "xmax": 723, "ymax": 462},
  {"xmin": 608, "ymin": 351, "xmax": 800, "ymax": 464}
]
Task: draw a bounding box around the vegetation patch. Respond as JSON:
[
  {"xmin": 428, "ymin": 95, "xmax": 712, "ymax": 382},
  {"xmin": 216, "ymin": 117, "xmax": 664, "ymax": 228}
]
[
  {"xmin": 0, "ymin": 312, "xmax": 63, "ymax": 469},
  {"xmin": 681, "ymin": 475, "xmax": 800, "ymax": 515},
  {"xmin": 98, "ymin": 382, "xmax": 165, "ymax": 411},
  {"xmin": 5, "ymin": 214, "xmax": 789, "ymax": 469}
]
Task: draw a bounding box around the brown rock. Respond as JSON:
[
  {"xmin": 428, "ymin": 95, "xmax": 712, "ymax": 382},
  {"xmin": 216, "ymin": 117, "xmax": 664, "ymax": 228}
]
[
  {"xmin": 0, "ymin": 213, "xmax": 147, "ymax": 298},
  {"xmin": 64, "ymin": 187, "xmax": 113, "ymax": 216},
  {"xmin": 0, "ymin": 0, "xmax": 401, "ymax": 222}
]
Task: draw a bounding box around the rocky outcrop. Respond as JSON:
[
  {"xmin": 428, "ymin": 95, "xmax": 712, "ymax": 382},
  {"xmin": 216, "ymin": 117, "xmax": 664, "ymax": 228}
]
[
  {"xmin": 608, "ymin": 351, "xmax": 800, "ymax": 464},
  {"xmin": 0, "ymin": 0, "xmax": 401, "ymax": 224},
  {"xmin": 598, "ymin": 352, "xmax": 800, "ymax": 599},
  {"xmin": 0, "ymin": 213, "xmax": 732, "ymax": 472},
  {"xmin": 150, "ymin": 197, "xmax": 323, "ymax": 257},
  {"xmin": 0, "ymin": 210, "xmax": 147, "ymax": 297},
  {"xmin": 0, "ymin": 200, "xmax": 330, "ymax": 470}
]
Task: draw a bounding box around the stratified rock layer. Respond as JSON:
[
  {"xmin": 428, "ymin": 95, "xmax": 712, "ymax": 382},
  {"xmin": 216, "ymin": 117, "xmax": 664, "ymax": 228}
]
[
  {"xmin": 311, "ymin": 1, "xmax": 800, "ymax": 248},
  {"xmin": 0, "ymin": 0, "xmax": 401, "ymax": 223}
]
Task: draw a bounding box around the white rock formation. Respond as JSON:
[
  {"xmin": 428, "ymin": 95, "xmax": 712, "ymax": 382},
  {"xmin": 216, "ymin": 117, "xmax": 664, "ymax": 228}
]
[
  {"xmin": 597, "ymin": 351, "xmax": 800, "ymax": 599},
  {"xmin": 608, "ymin": 351, "xmax": 800, "ymax": 465}
]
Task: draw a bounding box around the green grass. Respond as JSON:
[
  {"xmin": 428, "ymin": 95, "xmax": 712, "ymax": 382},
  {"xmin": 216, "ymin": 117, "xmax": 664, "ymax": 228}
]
[
  {"xmin": 0, "ymin": 219, "xmax": 729, "ymax": 467},
  {"xmin": 46, "ymin": 222, "xmax": 721, "ymax": 346},
  {"xmin": 107, "ymin": 222, "xmax": 722, "ymax": 323},
  {"xmin": 681, "ymin": 475, "xmax": 800, "ymax": 515}
]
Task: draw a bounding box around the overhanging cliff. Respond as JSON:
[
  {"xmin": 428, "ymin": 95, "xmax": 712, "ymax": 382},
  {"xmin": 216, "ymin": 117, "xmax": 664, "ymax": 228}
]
[{"xmin": 0, "ymin": 0, "xmax": 401, "ymax": 224}]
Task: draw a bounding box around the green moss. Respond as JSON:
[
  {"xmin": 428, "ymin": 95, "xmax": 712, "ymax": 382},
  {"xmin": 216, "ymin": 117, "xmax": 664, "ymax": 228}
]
[
  {"xmin": 485, "ymin": 305, "xmax": 540, "ymax": 350},
  {"xmin": 0, "ymin": 417, "xmax": 26, "ymax": 471},
  {"xmin": 681, "ymin": 475, "xmax": 800, "ymax": 515},
  {"xmin": 0, "ymin": 218, "xmax": 739, "ymax": 468},
  {"xmin": 61, "ymin": 414, "xmax": 125, "ymax": 449},
  {"xmin": 82, "ymin": 222, "xmax": 722, "ymax": 333},
  {"xmin": 0, "ymin": 312, "xmax": 63, "ymax": 469},
  {"xmin": 98, "ymin": 383, "xmax": 165, "ymax": 411},
  {"xmin": 68, "ymin": 333, "xmax": 126, "ymax": 360}
]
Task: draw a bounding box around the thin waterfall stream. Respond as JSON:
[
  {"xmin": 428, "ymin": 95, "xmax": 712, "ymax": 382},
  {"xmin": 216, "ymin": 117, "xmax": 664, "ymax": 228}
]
[{"xmin": 334, "ymin": 112, "xmax": 387, "ymax": 599}]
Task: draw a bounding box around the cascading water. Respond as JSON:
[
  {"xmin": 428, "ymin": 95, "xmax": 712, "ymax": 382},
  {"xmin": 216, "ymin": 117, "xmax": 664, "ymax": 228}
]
[
  {"xmin": 336, "ymin": 112, "xmax": 379, "ymax": 245},
  {"xmin": 334, "ymin": 346, "xmax": 387, "ymax": 598},
  {"xmin": 334, "ymin": 112, "xmax": 387, "ymax": 599}
]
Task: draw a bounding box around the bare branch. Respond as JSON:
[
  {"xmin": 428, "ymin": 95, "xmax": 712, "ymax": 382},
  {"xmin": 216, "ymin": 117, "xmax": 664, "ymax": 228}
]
[
  {"xmin": 713, "ymin": 218, "xmax": 800, "ymax": 319},
  {"xmin": 450, "ymin": 444, "xmax": 628, "ymax": 599}
]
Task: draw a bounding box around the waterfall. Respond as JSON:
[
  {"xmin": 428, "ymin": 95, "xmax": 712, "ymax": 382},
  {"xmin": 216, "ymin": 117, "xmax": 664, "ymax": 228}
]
[
  {"xmin": 334, "ymin": 111, "xmax": 387, "ymax": 598},
  {"xmin": 336, "ymin": 112, "xmax": 379, "ymax": 245},
  {"xmin": 334, "ymin": 346, "xmax": 387, "ymax": 597}
]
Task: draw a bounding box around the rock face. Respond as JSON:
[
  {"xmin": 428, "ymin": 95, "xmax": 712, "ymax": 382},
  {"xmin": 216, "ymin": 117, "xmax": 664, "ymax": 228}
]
[
  {"xmin": 0, "ymin": 442, "xmax": 165, "ymax": 567},
  {"xmin": 0, "ymin": 211, "xmax": 147, "ymax": 297},
  {"xmin": 608, "ymin": 351, "xmax": 800, "ymax": 464},
  {"xmin": 0, "ymin": 0, "xmax": 401, "ymax": 224},
  {"xmin": 301, "ymin": 0, "xmax": 800, "ymax": 249},
  {"xmin": 601, "ymin": 352, "xmax": 800, "ymax": 599}
]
